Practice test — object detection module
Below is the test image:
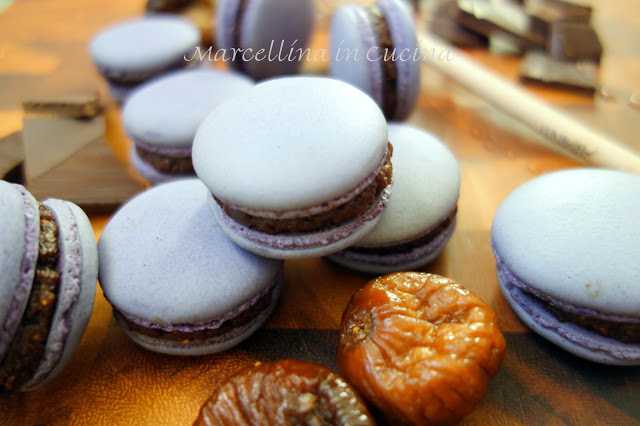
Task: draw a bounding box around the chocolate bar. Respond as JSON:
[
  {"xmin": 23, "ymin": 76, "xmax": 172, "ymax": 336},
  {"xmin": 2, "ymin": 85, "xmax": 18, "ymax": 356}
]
[{"xmin": 520, "ymin": 50, "xmax": 598, "ymax": 94}]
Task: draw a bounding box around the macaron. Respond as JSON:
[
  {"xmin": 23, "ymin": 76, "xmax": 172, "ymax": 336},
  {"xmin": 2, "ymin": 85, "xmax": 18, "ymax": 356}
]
[
  {"xmin": 123, "ymin": 67, "xmax": 254, "ymax": 184},
  {"xmin": 491, "ymin": 168, "xmax": 640, "ymax": 365},
  {"xmin": 330, "ymin": 0, "xmax": 421, "ymax": 121},
  {"xmin": 215, "ymin": 0, "xmax": 315, "ymax": 80},
  {"xmin": 0, "ymin": 182, "xmax": 97, "ymax": 392},
  {"xmin": 193, "ymin": 76, "xmax": 393, "ymax": 259},
  {"xmin": 89, "ymin": 15, "xmax": 201, "ymax": 102},
  {"xmin": 327, "ymin": 123, "xmax": 460, "ymax": 273},
  {"xmin": 98, "ymin": 179, "xmax": 283, "ymax": 356}
]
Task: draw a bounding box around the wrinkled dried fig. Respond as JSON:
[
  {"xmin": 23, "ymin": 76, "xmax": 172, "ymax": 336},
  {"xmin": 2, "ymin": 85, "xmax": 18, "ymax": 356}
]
[
  {"xmin": 195, "ymin": 359, "xmax": 375, "ymax": 426},
  {"xmin": 338, "ymin": 272, "xmax": 506, "ymax": 425}
]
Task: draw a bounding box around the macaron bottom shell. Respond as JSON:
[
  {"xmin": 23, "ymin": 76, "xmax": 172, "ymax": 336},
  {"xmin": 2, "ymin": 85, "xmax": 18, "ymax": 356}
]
[
  {"xmin": 326, "ymin": 216, "xmax": 456, "ymax": 274},
  {"xmin": 494, "ymin": 248, "xmax": 640, "ymax": 366},
  {"xmin": 129, "ymin": 146, "xmax": 193, "ymax": 184},
  {"xmin": 113, "ymin": 274, "xmax": 281, "ymax": 356},
  {"xmin": 208, "ymin": 184, "xmax": 393, "ymax": 260}
]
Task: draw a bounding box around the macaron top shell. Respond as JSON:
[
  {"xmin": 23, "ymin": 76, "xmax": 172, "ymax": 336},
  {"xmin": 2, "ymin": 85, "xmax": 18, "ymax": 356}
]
[
  {"xmin": 357, "ymin": 123, "xmax": 460, "ymax": 247},
  {"xmin": 240, "ymin": 0, "xmax": 314, "ymax": 79},
  {"xmin": 330, "ymin": 5, "xmax": 381, "ymax": 104},
  {"xmin": 98, "ymin": 179, "xmax": 282, "ymax": 326},
  {"xmin": 90, "ymin": 16, "xmax": 200, "ymax": 73},
  {"xmin": 216, "ymin": 0, "xmax": 315, "ymax": 80},
  {"xmin": 491, "ymin": 168, "xmax": 640, "ymax": 317},
  {"xmin": 0, "ymin": 182, "xmax": 39, "ymax": 359},
  {"xmin": 330, "ymin": 0, "xmax": 420, "ymax": 120},
  {"xmin": 123, "ymin": 68, "xmax": 254, "ymax": 148},
  {"xmin": 193, "ymin": 76, "xmax": 388, "ymax": 212}
]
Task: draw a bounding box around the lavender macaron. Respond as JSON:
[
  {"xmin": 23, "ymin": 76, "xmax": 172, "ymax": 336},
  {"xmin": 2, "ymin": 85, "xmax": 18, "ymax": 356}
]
[
  {"xmin": 491, "ymin": 168, "xmax": 640, "ymax": 365},
  {"xmin": 327, "ymin": 123, "xmax": 460, "ymax": 273},
  {"xmin": 0, "ymin": 182, "xmax": 97, "ymax": 392},
  {"xmin": 90, "ymin": 15, "xmax": 201, "ymax": 102},
  {"xmin": 330, "ymin": 0, "xmax": 421, "ymax": 120},
  {"xmin": 98, "ymin": 179, "xmax": 283, "ymax": 356},
  {"xmin": 193, "ymin": 76, "xmax": 393, "ymax": 260},
  {"xmin": 123, "ymin": 67, "xmax": 254, "ymax": 184},
  {"xmin": 216, "ymin": 0, "xmax": 315, "ymax": 80}
]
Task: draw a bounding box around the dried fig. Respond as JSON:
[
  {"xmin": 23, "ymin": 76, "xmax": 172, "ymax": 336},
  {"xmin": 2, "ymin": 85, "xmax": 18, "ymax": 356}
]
[
  {"xmin": 194, "ymin": 359, "xmax": 375, "ymax": 426},
  {"xmin": 338, "ymin": 272, "xmax": 506, "ymax": 425}
]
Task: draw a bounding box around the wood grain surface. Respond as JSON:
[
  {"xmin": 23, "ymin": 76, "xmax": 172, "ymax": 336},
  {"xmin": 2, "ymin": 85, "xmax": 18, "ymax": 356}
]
[{"xmin": 1, "ymin": 0, "xmax": 639, "ymax": 425}]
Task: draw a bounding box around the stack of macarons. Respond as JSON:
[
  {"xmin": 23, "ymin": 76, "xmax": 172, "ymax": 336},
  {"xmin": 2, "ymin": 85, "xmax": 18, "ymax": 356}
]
[
  {"xmin": 90, "ymin": 15, "xmax": 201, "ymax": 101},
  {"xmin": 122, "ymin": 67, "xmax": 254, "ymax": 184},
  {"xmin": 97, "ymin": 76, "xmax": 398, "ymax": 356},
  {"xmin": 192, "ymin": 76, "xmax": 394, "ymax": 259},
  {"xmin": 0, "ymin": 182, "xmax": 98, "ymax": 392}
]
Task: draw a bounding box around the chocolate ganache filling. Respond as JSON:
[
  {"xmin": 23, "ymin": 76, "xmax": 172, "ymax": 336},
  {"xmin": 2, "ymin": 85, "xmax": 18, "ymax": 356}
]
[
  {"xmin": 0, "ymin": 204, "xmax": 61, "ymax": 393},
  {"xmin": 494, "ymin": 247, "xmax": 640, "ymax": 344},
  {"xmin": 536, "ymin": 296, "xmax": 640, "ymax": 344},
  {"xmin": 135, "ymin": 146, "xmax": 195, "ymax": 174},
  {"xmin": 348, "ymin": 206, "xmax": 457, "ymax": 255},
  {"xmin": 368, "ymin": 5, "xmax": 398, "ymax": 118},
  {"xmin": 215, "ymin": 143, "xmax": 393, "ymax": 235},
  {"xmin": 115, "ymin": 276, "xmax": 279, "ymax": 345}
]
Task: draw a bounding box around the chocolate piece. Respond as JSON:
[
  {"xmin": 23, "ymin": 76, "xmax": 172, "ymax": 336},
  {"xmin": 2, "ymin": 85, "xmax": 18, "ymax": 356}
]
[
  {"xmin": 428, "ymin": 0, "xmax": 488, "ymax": 48},
  {"xmin": 22, "ymin": 103, "xmax": 105, "ymax": 181},
  {"xmin": 218, "ymin": 143, "xmax": 393, "ymax": 235},
  {"xmin": 0, "ymin": 204, "xmax": 60, "ymax": 393},
  {"xmin": 520, "ymin": 50, "xmax": 598, "ymax": 94},
  {"xmin": 489, "ymin": 32, "xmax": 524, "ymax": 55},
  {"xmin": 0, "ymin": 131, "xmax": 25, "ymax": 184},
  {"xmin": 145, "ymin": 0, "xmax": 194, "ymax": 13},
  {"xmin": 22, "ymin": 91, "xmax": 102, "ymax": 119},
  {"xmin": 548, "ymin": 21, "xmax": 602, "ymax": 62},
  {"xmin": 526, "ymin": 0, "xmax": 592, "ymax": 42},
  {"xmin": 456, "ymin": 0, "xmax": 546, "ymax": 49}
]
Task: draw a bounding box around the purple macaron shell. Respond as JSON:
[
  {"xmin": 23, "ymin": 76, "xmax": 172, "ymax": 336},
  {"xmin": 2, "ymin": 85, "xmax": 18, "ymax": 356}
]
[
  {"xmin": 217, "ymin": 0, "xmax": 315, "ymax": 80},
  {"xmin": 216, "ymin": 0, "xmax": 241, "ymax": 60},
  {"xmin": 0, "ymin": 184, "xmax": 39, "ymax": 360},
  {"xmin": 209, "ymin": 183, "xmax": 393, "ymax": 259},
  {"xmin": 377, "ymin": 0, "xmax": 420, "ymax": 120},
  {"xmin": 90, "ymin": 16, "xmax": 200, "ymax": 79},
  {"xmin": 116, "ymin": 275, "xmax": 281, "ymax": 356},
  {"xmin": 327, "ymin": 217, "xmax": 456, "ymax": 274},
  {"xmin": 354, "ymin": 6, "xmax": 385, "ymax": 107},
  {"xmin": 330, "ymin": 0, "xmax": 420, "ymax": 120},
  {"xmin": 330, "ymin": 5, "xmax": 382, "ymax": 106},
  {"xmin": 22, "ymin": 199, "xmax": 97, "ymax": 390},
  {"xmin": 98, "ymin": 179, "xmax": 283, "ymax": 355},
  {"xmin": 494, "ymin": 245, "xmax": 640, "ymax": 365}
]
